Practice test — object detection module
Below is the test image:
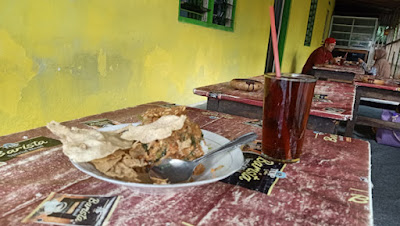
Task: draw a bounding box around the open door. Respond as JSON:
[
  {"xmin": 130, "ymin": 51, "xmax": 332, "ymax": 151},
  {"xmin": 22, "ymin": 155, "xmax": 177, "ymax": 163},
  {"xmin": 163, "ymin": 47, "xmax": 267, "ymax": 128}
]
[{"xmin": 265, "ymin": 0, "xmax": 291, "ymax": 73}]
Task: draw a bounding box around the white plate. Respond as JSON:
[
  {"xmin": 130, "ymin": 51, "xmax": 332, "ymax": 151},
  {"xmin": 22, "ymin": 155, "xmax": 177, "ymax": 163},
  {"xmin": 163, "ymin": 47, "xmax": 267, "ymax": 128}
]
[{"xmin": 71, "ymin": 124, "xmax": 244, "ymax": 194}]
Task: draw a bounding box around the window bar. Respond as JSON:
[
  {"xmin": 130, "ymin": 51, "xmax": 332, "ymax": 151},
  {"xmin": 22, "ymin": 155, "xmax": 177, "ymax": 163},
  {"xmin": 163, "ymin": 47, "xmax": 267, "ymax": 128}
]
[
  {"xmin": 202, "ymin": 0, "xmax": 208, "ymax": 22},
  {"xmin": 207, "ymin": 0, "xmax": 215, "ymax": 24},
  {"xmin": 225, "ymin": 0, "xmax": 233, "ymax": 27}
]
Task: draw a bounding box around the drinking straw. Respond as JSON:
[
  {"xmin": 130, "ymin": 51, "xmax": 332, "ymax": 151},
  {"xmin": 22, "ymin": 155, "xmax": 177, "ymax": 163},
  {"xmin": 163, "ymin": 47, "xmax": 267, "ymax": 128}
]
[{"xmin": 269, "ymin": 6, "xmax": 281, "ymax": 78}]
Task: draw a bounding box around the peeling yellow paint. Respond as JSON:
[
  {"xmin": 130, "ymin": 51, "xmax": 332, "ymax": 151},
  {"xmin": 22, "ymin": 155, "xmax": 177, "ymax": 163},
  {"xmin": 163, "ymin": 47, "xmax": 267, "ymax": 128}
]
[
  {"xmin": 143, "ymin": 46, "xmax": 174, "ymax": 96},
  {"xmin": 0, "ymin": 0, "xmax": 273, "ymax": 136},
  {"xmin": 98, "ymin": 49, "xmax": 107, "ymax": 77},
  {"xmin": 0, "ymin": 30, "xmax": 38, "ymax": 115}
]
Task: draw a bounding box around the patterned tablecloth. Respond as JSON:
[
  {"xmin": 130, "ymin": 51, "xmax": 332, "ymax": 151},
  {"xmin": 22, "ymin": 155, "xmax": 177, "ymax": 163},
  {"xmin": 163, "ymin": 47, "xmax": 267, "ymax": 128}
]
[
  {"xmin": 0, "ymin": 102, "xmax": 372, "ymax": 225},
  {"xmin": 313, "ymin": 64, "xmax": 365, "ymax": 75},
  {"xmin": 193, "ymin": 75, "xmax": 356, "ymax": 121},
  {"xmin": 354, "ymin": 75, "xmax": 400, "ymax": 92}
]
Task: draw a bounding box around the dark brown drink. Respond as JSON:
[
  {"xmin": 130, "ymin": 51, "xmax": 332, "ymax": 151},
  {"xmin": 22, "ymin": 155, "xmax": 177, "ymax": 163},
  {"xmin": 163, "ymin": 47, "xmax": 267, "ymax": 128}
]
[{"xmin": 262, "ymin": 73, "xmax": 316, "ymax": 163}]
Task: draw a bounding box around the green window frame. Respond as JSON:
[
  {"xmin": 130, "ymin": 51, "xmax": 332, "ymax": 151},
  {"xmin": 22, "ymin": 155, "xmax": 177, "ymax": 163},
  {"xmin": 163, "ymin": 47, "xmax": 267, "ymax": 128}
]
[{"xmin": 178, "ymin": 0, "xmax": 236, "ymax": 32}]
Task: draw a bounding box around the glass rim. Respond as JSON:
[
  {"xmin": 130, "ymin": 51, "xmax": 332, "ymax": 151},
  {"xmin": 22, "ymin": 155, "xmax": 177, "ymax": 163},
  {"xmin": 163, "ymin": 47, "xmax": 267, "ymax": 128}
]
[{"xmin": 264, "ymin": 73, "xmax": 317, "ymax": 83}]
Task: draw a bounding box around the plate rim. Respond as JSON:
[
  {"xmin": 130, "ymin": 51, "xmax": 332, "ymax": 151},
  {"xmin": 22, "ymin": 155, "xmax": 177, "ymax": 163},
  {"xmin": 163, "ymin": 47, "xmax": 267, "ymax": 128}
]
[{"xmin": 71, "ymin": 127, "xmax": 244, "ymax": 189}]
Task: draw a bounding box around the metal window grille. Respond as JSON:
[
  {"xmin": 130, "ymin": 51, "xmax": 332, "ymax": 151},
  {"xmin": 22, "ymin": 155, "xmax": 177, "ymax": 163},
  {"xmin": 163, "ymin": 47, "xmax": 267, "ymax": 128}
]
[
  {"xmin": 213, "ymin": 0, "xmax": 234, "ymax": 27},
  {"xmin": 180, "ymin": 0, "xmax": 209, "ymax": 22},
  {"xmin": 179, "ymin": 0, "xmax": 235, "ymax": 29},
  {"xmin": 304, "ymin": 0, "xmax": 318, "ymax": 46}
]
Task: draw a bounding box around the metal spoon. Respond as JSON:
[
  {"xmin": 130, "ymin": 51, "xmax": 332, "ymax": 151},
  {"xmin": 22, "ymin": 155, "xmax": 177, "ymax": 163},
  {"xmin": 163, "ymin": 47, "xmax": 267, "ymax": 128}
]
[{"xmin": 149, "ymin": 132, "xmax": 258, "ymax": 183}]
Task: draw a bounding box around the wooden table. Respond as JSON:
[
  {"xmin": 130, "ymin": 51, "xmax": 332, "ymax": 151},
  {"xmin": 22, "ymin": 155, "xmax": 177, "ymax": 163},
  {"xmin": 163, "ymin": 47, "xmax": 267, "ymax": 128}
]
[
  {"xmin": 312, "ymin": 65, "xmax": 365, "ymax": 83},
  {"xmin": 0, "ymin": 102, "xmax": 372, "ymax": 225},
  {"xmin": 193, "ymin": 75, "xmax": 356, "ymax": 134},
  {"xmin": 345, "ymin": 79, "xmax": 400, "ymax": 137}
]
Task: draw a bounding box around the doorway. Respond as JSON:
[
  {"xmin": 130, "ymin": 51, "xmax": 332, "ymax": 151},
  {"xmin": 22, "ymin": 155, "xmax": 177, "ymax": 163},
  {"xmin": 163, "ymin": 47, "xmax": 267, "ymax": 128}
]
[{"xmin": 265, "ymin": 0, "xmax": 291, "ymax": 73}]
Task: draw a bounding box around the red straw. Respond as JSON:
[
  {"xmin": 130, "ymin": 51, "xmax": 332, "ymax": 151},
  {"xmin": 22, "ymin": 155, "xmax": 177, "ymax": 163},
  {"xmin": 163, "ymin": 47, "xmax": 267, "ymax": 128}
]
[{"xmin": 269, "ymin": 6, "xmax": 281, "ymax": 78}]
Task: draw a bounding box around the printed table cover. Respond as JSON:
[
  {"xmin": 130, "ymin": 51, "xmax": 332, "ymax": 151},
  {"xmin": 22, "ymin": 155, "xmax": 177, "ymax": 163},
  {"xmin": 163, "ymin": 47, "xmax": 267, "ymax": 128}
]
[{"xmin": 0, "ymin": 102, "xmax": 372, "ymax": 225}]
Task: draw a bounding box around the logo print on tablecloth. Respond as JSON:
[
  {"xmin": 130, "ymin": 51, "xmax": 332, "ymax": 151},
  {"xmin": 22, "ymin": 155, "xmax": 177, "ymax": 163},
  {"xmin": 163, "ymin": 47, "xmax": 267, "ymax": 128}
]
[
  {"xmin": 23, "ymin": 192, "xmax": 120, "ymax": 226},
  {"xmin": 313, "ymin": 94, "xmax": 333, "ymax": 103},
  {"xmin": 0, "ymin": 136, "xmax": 62, "ymax": 163},
  {"xmin": 221, "ymin": 141, "xmax": 286, "ymax": 195}
]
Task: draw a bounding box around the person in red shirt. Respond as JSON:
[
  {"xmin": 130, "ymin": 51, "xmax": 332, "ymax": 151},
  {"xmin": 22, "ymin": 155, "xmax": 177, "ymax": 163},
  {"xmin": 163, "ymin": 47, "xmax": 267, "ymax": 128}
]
[{"xmin": 301, "ymin": 37, "xmax": 339, "ymax": 75}]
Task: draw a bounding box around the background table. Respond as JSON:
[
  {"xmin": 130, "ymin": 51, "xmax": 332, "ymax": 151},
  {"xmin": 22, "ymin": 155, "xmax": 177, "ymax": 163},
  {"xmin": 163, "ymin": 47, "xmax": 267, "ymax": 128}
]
[
  {"xmin": 312, "ymin": 65, "xmax": 364, "ymax": 83},
  {"xmin": 345, "ymin": 80, "xmax": 400, "ymax": 137},
  {"xmin": 0, "ymin": 102, "xmax": 372, "ymax": 225},
  {"xmin": 193, "ymin": 75, "xmax": 356, "ymax": 134}
]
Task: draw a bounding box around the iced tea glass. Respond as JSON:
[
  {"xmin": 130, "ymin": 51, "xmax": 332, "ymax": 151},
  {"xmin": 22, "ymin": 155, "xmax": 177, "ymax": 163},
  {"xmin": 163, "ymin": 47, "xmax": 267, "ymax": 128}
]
[{"xmin": 262, "ymin": 73, "xmax": 316, "ymax": 163}]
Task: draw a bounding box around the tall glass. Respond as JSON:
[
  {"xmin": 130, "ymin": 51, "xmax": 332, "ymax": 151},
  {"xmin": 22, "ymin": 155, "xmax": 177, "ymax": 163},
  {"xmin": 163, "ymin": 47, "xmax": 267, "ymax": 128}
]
[{"xmin": 262, "ymin": 73, "xmax": 316, "ymax": 163}]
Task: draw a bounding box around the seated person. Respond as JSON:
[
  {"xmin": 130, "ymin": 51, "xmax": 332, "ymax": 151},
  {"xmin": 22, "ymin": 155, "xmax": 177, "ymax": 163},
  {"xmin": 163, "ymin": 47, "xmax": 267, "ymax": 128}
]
[
  {"xmin": 302, "ymin": 37, "xmax": 340, "ymax": 75},
  {"xmin": 358, "ymin": 48, "xmax": 391, "ymax": 79}
]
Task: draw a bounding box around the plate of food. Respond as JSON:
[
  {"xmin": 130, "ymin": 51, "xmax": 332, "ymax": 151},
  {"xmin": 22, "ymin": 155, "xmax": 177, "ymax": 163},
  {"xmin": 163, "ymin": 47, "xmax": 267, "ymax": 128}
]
[{"xmin": 47, "ymin": 106, "xmax": 244, "ymax": 193}]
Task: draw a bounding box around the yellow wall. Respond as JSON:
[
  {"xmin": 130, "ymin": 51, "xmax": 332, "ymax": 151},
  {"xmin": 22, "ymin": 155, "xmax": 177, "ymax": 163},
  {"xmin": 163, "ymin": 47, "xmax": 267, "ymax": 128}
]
[
  {"xmin": 281, "ymin": 0, "xmax": 335, "ymax": 73},
  {"xmin": 0, "ymin": 0, "xmax": 273, "ymax": 136}
]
